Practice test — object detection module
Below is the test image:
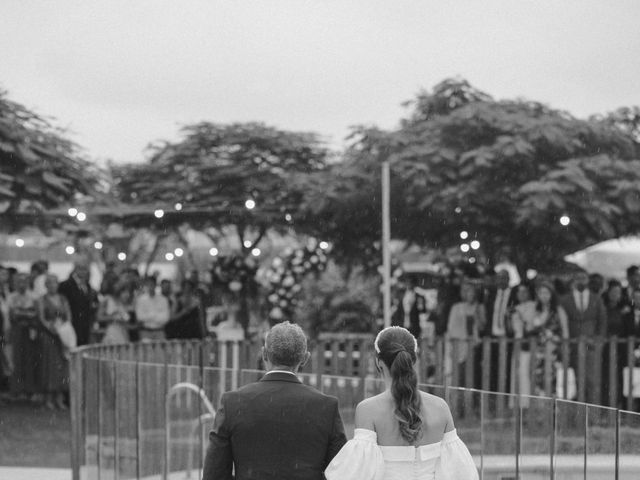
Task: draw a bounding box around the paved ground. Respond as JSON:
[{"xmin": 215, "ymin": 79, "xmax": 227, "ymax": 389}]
[{"xmin": 0, "ymin": 467, "xmax": 71, "ymax": 480}]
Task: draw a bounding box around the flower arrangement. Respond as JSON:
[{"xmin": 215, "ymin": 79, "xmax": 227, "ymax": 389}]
[
  {"xmin": 264, "ymin": 238, "xmax": 329, "ymax": 323},
  {"xmin": 210, "ymin": 254, "xmax": 259, "ymax": 293}
]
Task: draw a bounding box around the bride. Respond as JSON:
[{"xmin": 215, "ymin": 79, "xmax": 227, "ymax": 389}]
[{"xmin": 325, "ymin": 326, "xmax": 478, "ymax": 480}]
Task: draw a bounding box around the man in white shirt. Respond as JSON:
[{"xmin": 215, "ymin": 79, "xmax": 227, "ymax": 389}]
[{"xmin": 135, "ymin": 276, "xmax": 170, "ymax": 341}]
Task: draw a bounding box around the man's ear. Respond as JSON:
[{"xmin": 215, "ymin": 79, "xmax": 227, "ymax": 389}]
[
  {"xmin": 300, "ymin": 351, "xmax": 311, "ymax": 367},
  {"xmin": 261, "ymin": 346, "xmax": 268, "ymax": 365}
]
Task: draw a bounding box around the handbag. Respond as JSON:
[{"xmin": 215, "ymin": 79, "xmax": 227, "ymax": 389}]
[{"xmin": 55, "ymin": 320, "xmax": 78, "ymax": 350}]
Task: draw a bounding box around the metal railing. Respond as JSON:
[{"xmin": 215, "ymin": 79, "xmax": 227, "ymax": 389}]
[{"xmin": 69, "ymin": 339, "xmax": 640, "ymax": 480}]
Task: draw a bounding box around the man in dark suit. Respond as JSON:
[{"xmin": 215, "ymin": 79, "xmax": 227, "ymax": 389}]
[
  {"xmin": 559, "ymin": 270, "xmax": 607, "ymax": 404},
  {"xmin": 58, "ymin": 260, "xmax": 98, "ymax": 346},
  {"xmin": 620, "ymin": 288, "xmax": 640, "ymax": 410},
  {"xmin": 203, "ymin": 321, "xmax": 346, "ymax": 480},
  {"xmin": 482, "ymin": 269, "xmax": 516, "ymax": 393}
]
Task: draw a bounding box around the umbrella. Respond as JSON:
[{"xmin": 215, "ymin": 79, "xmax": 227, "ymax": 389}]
[{"xmin": 564, "ymin": 237, "xmax": 640, "ymax": 280}]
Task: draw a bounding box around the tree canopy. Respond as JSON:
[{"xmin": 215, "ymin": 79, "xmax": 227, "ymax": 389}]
[
  {"xmin": 302, "ymin": 78, "xmax": 640, "ymax": 271},
  {"xmin": 0, "ymin": 89, "xmax": 105, "ymax": 231},
  {"xmin": 112, "ymin": 122, "xmax": 329, "ymax": 251}
]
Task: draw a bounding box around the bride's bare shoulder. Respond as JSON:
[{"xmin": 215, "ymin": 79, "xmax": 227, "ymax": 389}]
[{"xmin": 355, "ymin": 393, "xmax": 389, "ymax": 429}]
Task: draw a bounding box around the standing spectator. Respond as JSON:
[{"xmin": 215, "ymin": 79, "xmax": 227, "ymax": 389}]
[
  {"xmin": 588, "ymin": 273, "xmax": 605, "ymax": 297},
  {"xmin": 447, "ymin": 282, "xmax": 486, "ymax": 388},
  {"xmin": 98, "ymin": 284, "xmax": 134, "ymax": 344},
  {"xmin": 0, "ymin": 266, "xmax": 12, "ymax": 397},
  {"xmin": 160, "ymin": 279, "xmax": 176, "ymax": 311},
  {"xmin": 559, "ymin": 270, "xmax": 608, "ymax": 404},
  {"xmin": 58, "ymin": 260, "xmax": 99, "ymax": 346},
  {"xmin": 37, "ymin": 274, "xmax": 72, "ymax": 410},
  {"xmin": 31, "ymin": 260, "xmax": 49, "ymax": 298},
  {"xmin": 483, "ymin": 269, "xmax": 516, "ymax": 392},
  {"xmin": 604, "ymin": 280, "xmax": 626, "ymax": 337},
  {"xmin": 620, "ymin": 289, "xmax": 640, "ymax": 411},
  {"xmin": 512, "ymin": 282, "xmax": 569, "ymax": 400},
  {"xmin": 100, "ymin": 261, "xmax": 119, "ymax": 296},
  {"xmin": 165, "ymin": 279, "xmax": 205, "ymax": 339},
  {"xmin": 508, "ymin": 282, "xmax": 534, "ymax": 405},
  {"xmin": 8, "ymin": 273, "xmax": 40, "ymax": 401},
  {"xmin": 560, "ymin": 271, "xmax": 608, "ymax": 338},
  {"xmin": 603, "ymin": 280, "xmax": 628, "ymax": 407},
  {"xmin": 622, "ymin": 265, "xmax": 640, "ymax": 307},
  {"xmin": 135, "ymin": 276, "xmax": 170, "ymax": 341}
]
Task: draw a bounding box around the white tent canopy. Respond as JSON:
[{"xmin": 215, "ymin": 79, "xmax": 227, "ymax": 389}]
[{"xmin": 564, "ymin": 237, "xmax": 640, "ymax": 280}]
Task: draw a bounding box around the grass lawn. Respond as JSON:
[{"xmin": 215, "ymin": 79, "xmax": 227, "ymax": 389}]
[{"xmin": 0, "ymin": 399, "xmax": 71, "ymax": 468}]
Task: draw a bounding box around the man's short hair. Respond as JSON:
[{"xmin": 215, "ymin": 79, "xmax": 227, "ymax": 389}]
[
  {"xmin": 627, "ymin": 265, "xmax": 639, "ymax": 278},
  {"xmin": 264, "ymin": 322, "xmax": 307, "ymax": 367}
]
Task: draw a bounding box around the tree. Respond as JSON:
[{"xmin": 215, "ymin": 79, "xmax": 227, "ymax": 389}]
[
  {"xmin": 112, "ymin": 122, "xmax": 329, "ymax": 333},
  {"xmin": 0, "ymin": 89, "xmax": 105, "ymax": 231},
  {"xmin": 303, "ymin": 78, "xmax": 640, "ymax": 272}
]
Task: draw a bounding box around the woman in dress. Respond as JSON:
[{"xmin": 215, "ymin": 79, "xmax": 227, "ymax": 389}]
[
  {"xmin": 8, "ymin": 273, "xmax": 40, "ymax": 401},
  {"xmin": 512, "ymin": 281, "xmax": 569, "ymax": 398},
  {"xmin": 38, "ymin": 274, "xmax": 72, "ymax": 410},
  {"xmin": 98, "ymin": 284, "xmax": 133, "ymax": 344},
  {"xmin": 325, "ymin": 326, "xmax": 478, "ymax": 480},
  {"xmin": 446, "ymin": 282, "xmax": 485, "ymax": 387}
]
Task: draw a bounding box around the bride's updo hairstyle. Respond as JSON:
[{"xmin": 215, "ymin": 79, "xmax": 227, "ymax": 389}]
[{"xmin": 375, "ymin": 326, "xmax": 422, "ymax": 443}]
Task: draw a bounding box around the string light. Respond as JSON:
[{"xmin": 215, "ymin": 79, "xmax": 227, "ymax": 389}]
[
  {"xmin": 460, "ymin": 243, "xmax": 470, "ymax": 253},
  {"xmin": 243, "ymin": 240, "xmax": 252, "ymax": 248},
  {"xmin": 76, "ymin": 212, "xmax": 87, "ymax": 222},
  {"xmin": 460, "ymin": 231, "xmax": 469, "ymax": 240},
  {"xmin": 470, "ymin": 240, "xmax": 480, "ymax": 250},
  {"xmin": 285, "ymin": 213, "xmax": 292, "ymax": 222},
  {"xmin": 165, "ymin": 252, "xmax": 174, "ymax": 261},
  {"xmin": 469, "ymin": 257, "xmax": 476, "ymax": 264},
  {"xmin": 154, "ymin": 209, "xmax": 165, "ymax": 219},
  {"xmin": 251, "ymin": 248, "xmax": 261, "ymax": 257},
  {"xmin": 65, "ymin": 246, "xmax": 75, "ymax": 255},
  {"xmin": 174, "ymin": 248, "xmax": 184, "ymax": 257},
  {"xmin": 15, "ymin": 238, "xmax": 24, "ymax": 247},
  {"xmin": 68, "ymin": 208, "xmax": 78, "ymax": 217},
  {"xmin": 319, "ymin": 241, "xmax": 329, "ymax": 250},
  {"xmin": 245, "ymin": 199, "xmax": 256, "ymax": 210},
  {"xmin": 560, "ymin": 215, "xmax": 570, "ymax": 226},
  {"xmin": 174, "ymin": 203, "xmax": 182, "ymax": 211},
  {"xmin": 94, "ymin": 241, "xmax": 103, "ymax": 250},
  {"xmin": 117, "ymin": 252, "xmax": 127, "ymax": 261},
  {"xmin": 209, "ymin": 247, "xmax": 219, "ymax": 257}
]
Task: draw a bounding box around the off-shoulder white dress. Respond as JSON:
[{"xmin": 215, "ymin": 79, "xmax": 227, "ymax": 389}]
[{"xmin": 325, "ymin": 428, "xmax": 478, "ymax": 480}]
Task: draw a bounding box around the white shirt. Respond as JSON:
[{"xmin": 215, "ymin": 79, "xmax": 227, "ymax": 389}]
[
  {"xmin": 492, "ymin": 288, "xmax": 511, "ymax": 336},
  {"xmin": 572, "ymin": 289, "xmax": 590, "ymax": 313},
  {"xmin": 135, "ymin": 292, "xmax": 170, "ymax": 329},
  {"xmin": 266, "ymin": 370, "xmax": 298, "ymax": 376}
]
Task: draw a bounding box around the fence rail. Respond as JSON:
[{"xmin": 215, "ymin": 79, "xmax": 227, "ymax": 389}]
[{"xmin": 69, "ymin": 336, "xmax": 640, "ymax": 480}]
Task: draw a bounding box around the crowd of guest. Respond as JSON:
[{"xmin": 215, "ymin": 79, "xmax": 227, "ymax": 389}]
[
  {"xmin": 391, "ymin": 265, "xmax": 640, "ymax": 410},
  {"xmin": 0, "ymin": 258, "xmax": 208, "ymax": 408}
]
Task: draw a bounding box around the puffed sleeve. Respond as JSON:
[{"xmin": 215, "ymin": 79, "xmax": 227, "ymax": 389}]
[
  {"xmin": 435, "ymin": 429, "xmax": 479, "ymax": 480},
  {"xmin": 325, "ymin": 429, "xmax": 385, "ymax": 480}
]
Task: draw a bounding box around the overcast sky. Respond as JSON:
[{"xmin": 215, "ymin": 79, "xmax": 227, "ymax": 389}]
[{"xmin": 1, "ymin": 0, "xmax": 638, "ymax": 165}]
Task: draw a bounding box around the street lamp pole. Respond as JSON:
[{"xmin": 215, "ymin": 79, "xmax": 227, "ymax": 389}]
[{"xmin": 382, "ymin": 160, "xmax": 391, "ymax": 327}]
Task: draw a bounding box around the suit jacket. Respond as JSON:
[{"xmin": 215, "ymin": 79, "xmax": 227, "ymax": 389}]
[
  {"xmin": 559, "ymin": 290, "xmax": 607, "ymax": 338},
  {"xmin": 621, "ymin": 309, "xmax": 640, "ymax": 338},
  {"xmin": 483, "ymin": 287, "xmax": 517, "ymax": 337},
  {"xmin": 58, "ymin": 276, "xmax": 98, "ymax": 346},
  {"xmin": 203, "ymin": 371, "xmax": 347, "ymax": 480}
]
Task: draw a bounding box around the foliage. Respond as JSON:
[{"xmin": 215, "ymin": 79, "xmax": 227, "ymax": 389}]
[
  {"xmin": 295, "ymin": 262, "xmax": 379, "ymax": 337},
  {"xmin": 111, "ymin": 122, "xmax": 329, "ymax": 246},
  {"xmin": 0, "ymin": 89, "xmax": 105, "ymax": 229},
  {"xmin": 302, "ymin": 78, "xmax": 640, "ymax": 270}
]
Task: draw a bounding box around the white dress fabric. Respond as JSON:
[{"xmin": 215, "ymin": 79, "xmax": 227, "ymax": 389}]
[{"xmin": 325, "ymin": 428, "xmax": 478, "ymax": 480}]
